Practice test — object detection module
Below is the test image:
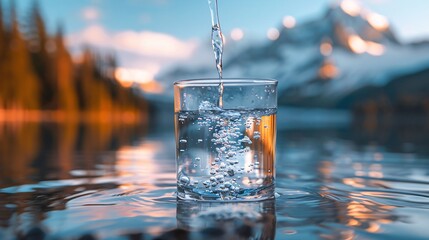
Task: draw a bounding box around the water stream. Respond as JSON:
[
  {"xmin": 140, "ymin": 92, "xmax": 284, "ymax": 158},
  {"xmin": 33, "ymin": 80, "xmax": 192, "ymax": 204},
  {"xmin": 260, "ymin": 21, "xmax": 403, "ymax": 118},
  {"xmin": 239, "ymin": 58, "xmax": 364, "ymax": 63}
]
[{"xmin": 208, "ymin": 0, "xmax": 225, "ymax": 108}]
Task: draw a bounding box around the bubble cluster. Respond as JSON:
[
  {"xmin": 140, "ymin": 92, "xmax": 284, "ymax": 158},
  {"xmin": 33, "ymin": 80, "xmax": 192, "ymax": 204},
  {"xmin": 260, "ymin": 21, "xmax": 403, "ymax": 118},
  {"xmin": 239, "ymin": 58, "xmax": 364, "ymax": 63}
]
[{"xmin": 176, "ymin": 106, "xmax": 276, "ymax": 200}]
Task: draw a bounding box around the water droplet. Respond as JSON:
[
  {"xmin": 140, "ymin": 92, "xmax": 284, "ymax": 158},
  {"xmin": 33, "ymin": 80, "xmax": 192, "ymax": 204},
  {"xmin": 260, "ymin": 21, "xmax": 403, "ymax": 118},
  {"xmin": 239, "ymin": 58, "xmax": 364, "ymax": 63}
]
[{"xmin": 179, "ymin": 139, "xmax": 187, "ymax": 143}]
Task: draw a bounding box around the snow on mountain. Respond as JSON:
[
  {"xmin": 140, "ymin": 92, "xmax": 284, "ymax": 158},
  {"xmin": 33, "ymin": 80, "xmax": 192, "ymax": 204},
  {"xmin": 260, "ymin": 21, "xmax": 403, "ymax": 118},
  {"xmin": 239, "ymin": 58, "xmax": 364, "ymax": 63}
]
[{"xmin": 157, "ymin": 0, "xmax": 429, "ymax": 108}]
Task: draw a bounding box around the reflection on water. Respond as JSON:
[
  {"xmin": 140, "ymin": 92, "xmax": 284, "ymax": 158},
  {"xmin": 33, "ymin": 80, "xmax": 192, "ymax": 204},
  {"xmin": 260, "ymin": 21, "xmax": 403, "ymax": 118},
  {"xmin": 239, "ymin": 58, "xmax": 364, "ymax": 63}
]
[
  {"xmin": 0, "ymin": 121, "xmax": 147, "ymax": 188},
  {"xmin": 1, "ymin": 118, "xmax": 429, "ymax": 239},
  {"xmin": 177, "ymin": 199, "xmax": 276, "ymax": 239}
]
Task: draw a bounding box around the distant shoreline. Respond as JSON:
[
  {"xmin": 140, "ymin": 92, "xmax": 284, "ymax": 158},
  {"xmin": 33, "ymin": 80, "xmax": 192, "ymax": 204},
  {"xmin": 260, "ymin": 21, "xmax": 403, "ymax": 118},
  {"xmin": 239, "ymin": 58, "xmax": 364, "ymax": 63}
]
[{"xmin": 0, "ymin": 109, "xmax": 147, "ymax": 123}]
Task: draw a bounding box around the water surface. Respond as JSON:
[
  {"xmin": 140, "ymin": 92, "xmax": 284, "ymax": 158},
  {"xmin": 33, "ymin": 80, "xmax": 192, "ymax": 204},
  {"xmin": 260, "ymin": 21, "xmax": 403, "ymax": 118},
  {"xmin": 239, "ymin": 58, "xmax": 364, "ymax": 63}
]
[{"xmin": 0, "ymin": 114, "xmax": 429, "ymax": 239}]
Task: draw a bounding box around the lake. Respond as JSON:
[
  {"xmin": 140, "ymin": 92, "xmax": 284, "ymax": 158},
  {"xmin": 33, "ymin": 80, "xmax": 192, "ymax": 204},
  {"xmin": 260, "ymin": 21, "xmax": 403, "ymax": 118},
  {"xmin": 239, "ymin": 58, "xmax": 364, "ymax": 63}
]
[{"xmin": 1, "ymin": 109, "xmax": 429, "ymax": 239}]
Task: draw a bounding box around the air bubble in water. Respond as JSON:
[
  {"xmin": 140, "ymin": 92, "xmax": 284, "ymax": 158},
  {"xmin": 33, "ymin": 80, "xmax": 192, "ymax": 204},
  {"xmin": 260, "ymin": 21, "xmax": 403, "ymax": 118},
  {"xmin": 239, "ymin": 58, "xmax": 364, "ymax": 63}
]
[
  {"xmin": 253, "ymin": 131, "xmax": 261, "ymax": 139},
  {"xmin": 239, "ymin": 136, "xmax": 252, "ymax": 144},
  {"xmin": 179, "ymin": 175, "xmax": 190, "ymax": 185},
  {"xmin": 227, "ymin": 168, "xmax": 235, "ymax": 176},
  {"xmin": 215, "ymin": 174, "xmax": 224, "ymax": 182},
  {"xmin": 203, "ymin": 180, "xmax": 211, "ymax": 188},
  {"xmin": 219, "ymin": 162, "xmax": 226, "ymax": 169}
]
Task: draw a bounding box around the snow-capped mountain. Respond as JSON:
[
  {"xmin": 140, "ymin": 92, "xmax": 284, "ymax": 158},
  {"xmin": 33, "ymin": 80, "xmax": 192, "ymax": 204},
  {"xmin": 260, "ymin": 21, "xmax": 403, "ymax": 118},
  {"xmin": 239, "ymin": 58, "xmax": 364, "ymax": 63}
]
[{"xmin": 157, "ymin": 1, "xmax": 429, "ymax": 109}]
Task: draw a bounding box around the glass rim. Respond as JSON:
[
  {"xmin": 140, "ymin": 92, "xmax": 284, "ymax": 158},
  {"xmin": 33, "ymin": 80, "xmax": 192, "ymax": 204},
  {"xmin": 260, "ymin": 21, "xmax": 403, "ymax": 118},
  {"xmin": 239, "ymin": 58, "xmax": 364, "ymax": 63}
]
[{"xmin": 174, "ymin": 78, "xmax": 278, "ymax": 87}]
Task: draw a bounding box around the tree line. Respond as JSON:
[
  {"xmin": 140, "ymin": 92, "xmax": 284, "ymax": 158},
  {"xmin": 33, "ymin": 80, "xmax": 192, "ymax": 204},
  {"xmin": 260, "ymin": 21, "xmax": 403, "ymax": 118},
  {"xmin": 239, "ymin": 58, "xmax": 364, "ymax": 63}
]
[{"xmin": 0, "ymin": 2, "xmax": 147, "ymax": 117}]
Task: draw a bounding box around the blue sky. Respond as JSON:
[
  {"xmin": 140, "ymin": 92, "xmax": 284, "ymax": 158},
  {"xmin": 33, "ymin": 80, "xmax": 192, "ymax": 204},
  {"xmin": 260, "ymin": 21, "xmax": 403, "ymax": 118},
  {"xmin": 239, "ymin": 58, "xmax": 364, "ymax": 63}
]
[
  {"xmin": 2, "ymin": 0, "xmax": 429, "ymax": 83},
  {"xmin": 4, "ymin": 0, "xmax": 428, "ymax": 41}
]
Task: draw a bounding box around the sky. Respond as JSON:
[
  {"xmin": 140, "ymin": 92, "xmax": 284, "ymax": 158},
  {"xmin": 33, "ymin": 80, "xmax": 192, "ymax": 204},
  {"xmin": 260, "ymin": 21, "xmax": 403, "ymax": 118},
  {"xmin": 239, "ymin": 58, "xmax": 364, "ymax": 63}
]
[{"xmin": 2, "ymin": 0, "xmax": 429, "ymax": 85}]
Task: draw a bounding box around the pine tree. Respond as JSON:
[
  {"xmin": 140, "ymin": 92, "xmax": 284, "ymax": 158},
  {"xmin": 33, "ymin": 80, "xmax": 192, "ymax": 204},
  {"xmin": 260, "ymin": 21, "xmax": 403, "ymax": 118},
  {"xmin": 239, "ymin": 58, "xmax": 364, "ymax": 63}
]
[
  {"xmin": 26, "ymin": 0, "xmax": 55, "ymax": 109},
  {"xmin": 53, "ymin": 25, "xmax": 78, "ymax": 114},
  {"xmin": 0, "ymin": 1, "xmax": 7, "ymax": 109},
  {"xmin": 5, "ymin": 2, "xmax": 40, "ymax": 110},
  {"xmin": 75, "ymin": 49, "xmax": 113, "ymax": 114}
]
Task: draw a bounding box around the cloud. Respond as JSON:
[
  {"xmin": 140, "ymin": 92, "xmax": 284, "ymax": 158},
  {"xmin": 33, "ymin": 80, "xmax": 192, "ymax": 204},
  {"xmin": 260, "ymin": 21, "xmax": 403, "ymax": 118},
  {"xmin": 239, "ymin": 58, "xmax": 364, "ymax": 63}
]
[
  {"xmin": 114, "ymin": 31, "xmax": 197, "ymax": 59},
  {"xmin": 67, "ymin": 25, "xmax": 200, "ymax": 81},
  {"xmin": 68, "ymin": 24, "xmax": 198, "ymax": 59},
  {"xmin": 82, "ymin": 7, "xmax": 100, "ymax": 21}
]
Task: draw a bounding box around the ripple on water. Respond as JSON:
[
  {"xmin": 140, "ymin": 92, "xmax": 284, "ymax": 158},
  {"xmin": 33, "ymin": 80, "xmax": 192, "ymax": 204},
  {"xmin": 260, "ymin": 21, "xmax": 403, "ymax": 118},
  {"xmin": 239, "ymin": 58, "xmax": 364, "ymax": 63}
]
[{"xmin": 2, "ymin": 128, "xmax": 429, "ymax": 239}]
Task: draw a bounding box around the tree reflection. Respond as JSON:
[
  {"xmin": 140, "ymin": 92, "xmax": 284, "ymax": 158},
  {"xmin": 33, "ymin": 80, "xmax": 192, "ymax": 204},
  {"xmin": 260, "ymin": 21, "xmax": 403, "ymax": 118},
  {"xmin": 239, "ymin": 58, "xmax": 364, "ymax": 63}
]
[{"xmin": 0, "ymin": 121, "xmax": 147, "ymax": 188}]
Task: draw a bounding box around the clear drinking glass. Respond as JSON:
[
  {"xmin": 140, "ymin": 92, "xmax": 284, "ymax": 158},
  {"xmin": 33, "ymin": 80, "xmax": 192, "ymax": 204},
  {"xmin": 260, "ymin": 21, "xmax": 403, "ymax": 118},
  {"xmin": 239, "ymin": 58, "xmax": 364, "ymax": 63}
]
[{"xmin": 174, "ymin": 79, "xmax": 277, "ymax": 201}]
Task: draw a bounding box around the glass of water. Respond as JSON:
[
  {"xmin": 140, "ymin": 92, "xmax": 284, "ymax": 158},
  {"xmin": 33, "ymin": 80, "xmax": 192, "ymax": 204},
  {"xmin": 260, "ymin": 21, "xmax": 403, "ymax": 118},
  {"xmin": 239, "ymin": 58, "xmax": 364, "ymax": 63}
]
[{"xmin": 174, "ymin": 79, "xmax": 277, "ymax": 201}]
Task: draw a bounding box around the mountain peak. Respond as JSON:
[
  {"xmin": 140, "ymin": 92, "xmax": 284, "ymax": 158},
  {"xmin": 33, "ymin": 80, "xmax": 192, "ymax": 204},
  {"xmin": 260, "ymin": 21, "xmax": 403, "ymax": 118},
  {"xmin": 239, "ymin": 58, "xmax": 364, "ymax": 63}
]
[
  {"xmin": 326, "ymin": 0, "xmax": 398, "ymax": 44},
  {"xmin": 333, "ymin": 0, "xmax": 364, "ymax": 17},
  {"xmin": 275, "ymin": 0, "xmax": 399, "ymax": 54}
]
